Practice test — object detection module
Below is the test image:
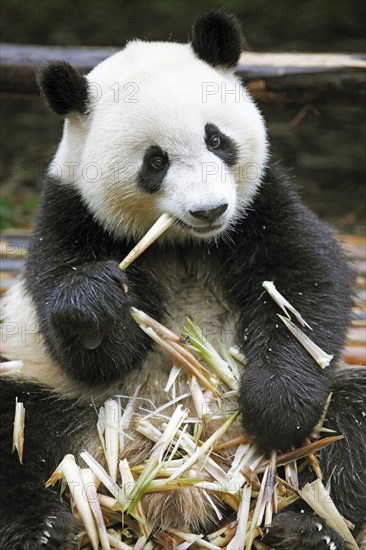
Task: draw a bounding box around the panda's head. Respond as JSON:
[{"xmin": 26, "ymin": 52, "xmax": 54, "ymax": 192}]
[{"xmin": 40, "ymin": 10, "xmax": 268, "ymax": 242}]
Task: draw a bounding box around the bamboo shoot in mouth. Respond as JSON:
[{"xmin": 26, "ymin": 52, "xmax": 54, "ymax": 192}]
[{"xmin": 119, "ymin": 213, "xmax": 175, "ymax": 271}]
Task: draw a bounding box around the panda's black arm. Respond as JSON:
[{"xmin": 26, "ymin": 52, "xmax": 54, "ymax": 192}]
[
  {"xmin": 222, "ymin": 166, "xmax": 352, "ymax": 452},
  {"xmin": 25, "ymin": 177, "xmax": 162, "ymax": 385}
]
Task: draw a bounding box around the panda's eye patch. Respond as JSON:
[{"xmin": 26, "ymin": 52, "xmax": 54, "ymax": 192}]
[
  {"xmin": 139, "ymin": 145, "xmax": 170, "ymax": 193},
  {"xmin": 208, "ymin": 134, "xmax": 221, "ymax": 149},
  {"xmin": 150, "ymin": 156, "xmax": 167, "ymax": 170},
  {"xmin": 205, "ymin": 123, "xmax": 239, "ymax": 167}
]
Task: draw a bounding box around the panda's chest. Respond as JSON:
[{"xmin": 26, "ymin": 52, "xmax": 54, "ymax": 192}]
[
  {"xmin": 143, "ymin": 247, "xmax": 236, "ymax": 342},
  {"xmin": 162, "ymin": 252, "xmax": 236, "ymax": 347},
  {"xmin": 122, "ymin": 251, "xmax": 238, "ymax": 400}
]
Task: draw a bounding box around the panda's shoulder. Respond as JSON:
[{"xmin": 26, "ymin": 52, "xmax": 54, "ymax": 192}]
[
  {"xmin": 241, "ymin": 162, "xmax": 342, "ymax": 262},
  {"xmin": 257, "ymin": 162, "xmax": 305, "ymax": 212},
  {"xmin": 29, "ymin": 176, "xmax": 126, "ymax": 260},
  {"xmin": 36, "ymin": 176, "xmax": 96, "ymax": 231},
  {"xmin": 251, "ymin": 162, "xmax": 324, "ymax": 232}
]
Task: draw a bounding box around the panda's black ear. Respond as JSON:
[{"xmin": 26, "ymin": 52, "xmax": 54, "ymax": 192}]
[
  {"xmin": 191, "ymin": 9, "xmax": 245, "ymax": 69},
  {"xmin": 37, "ymin": 61, "xmax": 90, "ymax": 116}
]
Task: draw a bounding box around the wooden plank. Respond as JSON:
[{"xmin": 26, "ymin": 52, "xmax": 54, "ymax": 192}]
[{"xmin": 1, "ymin": 44, "xmax": 365, "ymax": 104}]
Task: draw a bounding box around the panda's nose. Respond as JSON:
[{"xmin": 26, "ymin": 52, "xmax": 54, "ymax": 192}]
[{"xmin": 189, "ymin": 203, "xmax": 228, "ymax": 223}]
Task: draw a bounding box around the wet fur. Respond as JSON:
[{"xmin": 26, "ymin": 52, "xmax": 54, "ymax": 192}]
[{"xmin": 1, "ymin": 9, "xmax": 365, "ymax": 549}]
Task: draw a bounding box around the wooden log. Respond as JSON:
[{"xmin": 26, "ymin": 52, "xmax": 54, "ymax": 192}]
[
  {"xmin": 241, "ymin": 52, "xmax": 366, "ymax": 105},
  {"xmin": 0, "ymin": 44, "xmax": 117, "ymax": 99},
  {"xmin": 0, "ymin": 43, "xmax": 365, "ymax": 104}
]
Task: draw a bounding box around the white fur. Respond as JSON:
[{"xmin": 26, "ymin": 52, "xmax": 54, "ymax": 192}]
[
  {"xmin": 1, "ymin": 278, "xmax": 70, "ymax": 390},
  {"xmin": 51, "ymin": 40, "xmax": 268, "ymax": 242}
]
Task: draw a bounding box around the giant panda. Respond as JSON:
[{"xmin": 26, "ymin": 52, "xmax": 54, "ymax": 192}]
[{"xmin": 1, "ymin": 9, "xmax": 365, "ymax": 550}]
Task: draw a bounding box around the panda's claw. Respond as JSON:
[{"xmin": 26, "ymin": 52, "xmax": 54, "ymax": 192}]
[{"xmin": 263, "ymin": 510, "xmax": 350, "ymax": 550}]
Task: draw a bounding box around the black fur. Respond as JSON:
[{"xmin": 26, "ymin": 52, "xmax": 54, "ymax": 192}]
[
  {"xmin": 264, "ymin": 367, "xmax": 366, "ymax": 548},
  {"xmin": 37, "ymin": 61, "xmax": 90, "ymax": 116},
  {"xmin": 138, "ymin": 145, "xmax": 170, "ymax": 193},
  {"xmin": 191, "ymin": 10, "xmax": 245, "ymax": 68},
  {"xmin": 301, "ymin": 367, "xmax": 366, "ymax": 531},
  {"xmin": 205, "ymin": 122, "xmax": 239, "ymax": 166},
  {"xmin": 220, "ymin": 164, "xmax": 353, "ymax": 453}
]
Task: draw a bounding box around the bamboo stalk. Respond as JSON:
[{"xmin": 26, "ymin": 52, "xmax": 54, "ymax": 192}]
[
  {"xmin": 130, "ymin": 307, "xmax": 181, "ymax": 343},
  {"xmin": 215, "ymin": 435, "xmax": 252, "ymax": 451},
  {"xmin": 12, "ymin": 397, "xmax": 25, "ymax": 463},
  {"xmin": 80, "ymin": 468, "xmax": 110, "ymax": 550},
  {"xmin": 119, "ymin": 213, "xmax": 175, "ymax": 270},
  {"xmin": 137, "ymin": 324, "xmax": 219, "ymax": 395},
  {"xmin": 227, "ymin": 485, "xmax": 252, "ymax": 550},
  {"xmin": 257, "ymin": 435, "xmax": 343, "ymax": 472},
  {"xmin": 61, "ymin": 455, "xmax": 99, "ymax": 550}
]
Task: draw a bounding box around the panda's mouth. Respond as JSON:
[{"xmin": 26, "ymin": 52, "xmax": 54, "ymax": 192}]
[{"xmin": 175, "ymin": 219, "xmax": 224, "ymax": 235}]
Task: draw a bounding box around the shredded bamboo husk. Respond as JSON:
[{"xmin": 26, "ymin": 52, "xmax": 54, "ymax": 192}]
[
  {"xmin": 278, "ymin": 315, "xmax": 334, "ymax": 368},
  {"xmin": 104, "ymin": 399, "xmax": 119, "ymax": 483},
  {"xmin": 262, "ymin": 280, "xmax": 311, "ymax": 329},
  {"xmin": 262, "ymin": 280, "xmax": 334, "ymax": 368},
  {"xmin": 80, "ymin": 468, "xmax": 110, "ymax": 549},
  {"xmin": 60, "ymin": 455, "xmax": 100, "ymax": 550},
  {"xmin": 12, "ymin": 397, "xmax": 25, "ymax": 463}
]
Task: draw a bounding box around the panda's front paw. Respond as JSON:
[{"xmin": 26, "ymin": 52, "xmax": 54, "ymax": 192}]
[
  {"xmin": 44, "ymin": 260, "xmax": 149, "ymax": 383},
  {"xmin": 2, "ymin": 508, "xmax": 81, "ymax": 550},
  {"xmin": 239, "ymin": 368, "xmax": 326, "ymax": 452},
  {"xmin": 37, "ymin": 513, "xmax": 81, "ymax": 550},
  {"xmin": 264, "ymin": 510, "xmax": 350, "ymax": 550},
  {"xmin": 49, "ymin": 260, "xmax": 129, "ymax": 349}
]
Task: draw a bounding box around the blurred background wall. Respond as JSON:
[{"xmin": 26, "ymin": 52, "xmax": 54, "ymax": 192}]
[{"xmin": 1, "ymin": 0, "xmax": 365, "ymax": 234}]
